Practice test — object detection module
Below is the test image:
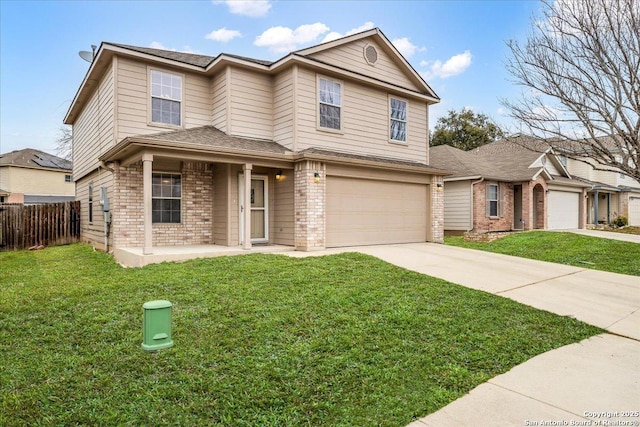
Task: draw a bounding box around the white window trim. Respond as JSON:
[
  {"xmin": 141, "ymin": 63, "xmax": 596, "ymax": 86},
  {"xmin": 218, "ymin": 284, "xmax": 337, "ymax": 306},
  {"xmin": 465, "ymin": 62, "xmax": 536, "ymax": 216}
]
[
  {"xmin": 152, "ymin": 172, "xmax": 183, "ymax": 224},
  {"xmin": 316, "ymin": 74, "xmax": 344, "ymax": 134},
  {"xmin": 147, "ymin": 67, "xmax": 185, "ymax": 129},
  {"xmin": 389, "ymin": 95, "xmax": 408, "ymax": 145},
  {"xmin": 486, "ymin": 183, "xmax": 502, "ymax": 218}
]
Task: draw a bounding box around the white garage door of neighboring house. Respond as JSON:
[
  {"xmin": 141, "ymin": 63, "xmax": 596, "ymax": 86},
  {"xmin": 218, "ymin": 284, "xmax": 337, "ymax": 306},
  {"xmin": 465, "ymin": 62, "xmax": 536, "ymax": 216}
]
[
  {"xmin": 548, "ymin": 190, "xmax": 580, "ymax": 229},
  {"xmin": 629, "ymin": 197, "xmax": 640, "ymax": 226},
  {"xmin": 326, "ymin": 177, "xmax": 428, "ymax": 247}
]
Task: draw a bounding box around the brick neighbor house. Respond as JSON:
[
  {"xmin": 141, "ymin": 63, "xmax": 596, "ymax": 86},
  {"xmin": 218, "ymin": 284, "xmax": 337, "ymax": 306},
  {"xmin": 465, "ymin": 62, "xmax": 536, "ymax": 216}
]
[{"xmin": 430, "ymin": 137, "xmax": 590, "ymax": 234}]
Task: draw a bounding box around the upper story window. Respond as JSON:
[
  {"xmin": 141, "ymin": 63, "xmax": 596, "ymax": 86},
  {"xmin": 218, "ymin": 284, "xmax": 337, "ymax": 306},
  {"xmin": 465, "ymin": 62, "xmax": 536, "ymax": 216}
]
[
  {"xmin": 389, "ymin": 97, "xmax": 407, "ymax": 142},
  {"xmin": 559, "ymin": 155, "xmax": 568, "ymax": 166},
  {"xmin": 318, "ymin": 77, "xmax": 342, "ymax": 131},
  {"xmin": 150, "ymin": 70, "xmax": 182, "ymax": 126},
  {"xmin": 486, "ymin": 183, "xmax": 501, "ymax": 217},
  {"xmin": 65, "ymin": 174, "xmax": 72, "ymax": 183},
  {"xmin": 152, "ymin": 173, "xmax": 181, "ymax": 223}
]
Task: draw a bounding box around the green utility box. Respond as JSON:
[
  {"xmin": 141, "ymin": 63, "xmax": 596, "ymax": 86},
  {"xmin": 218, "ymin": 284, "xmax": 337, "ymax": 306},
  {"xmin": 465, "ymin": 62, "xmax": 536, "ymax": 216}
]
[{"xmin": 142, "ymin": 300, "xmax": 174, "ymax": 352}]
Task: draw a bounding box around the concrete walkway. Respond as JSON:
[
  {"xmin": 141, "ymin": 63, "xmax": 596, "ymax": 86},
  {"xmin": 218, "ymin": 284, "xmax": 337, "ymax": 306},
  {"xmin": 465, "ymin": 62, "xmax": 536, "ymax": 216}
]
[
  {"xmin": 561, "ymin": 228, "xmax": 640, "ymax": 243},
  {"xmin": 287, "ymin": 243, "xmax": 640, "ymax": 426}
]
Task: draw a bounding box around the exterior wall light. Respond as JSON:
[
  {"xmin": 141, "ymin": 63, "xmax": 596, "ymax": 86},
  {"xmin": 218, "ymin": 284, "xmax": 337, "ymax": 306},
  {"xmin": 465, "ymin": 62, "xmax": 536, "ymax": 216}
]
[
  {"xmin": 275, "ymin": 170, "xmax": 282, "ymax": 181},
  {"xmin": 314, "ymin": 172, "xmax": 321, "ymax": 183}
]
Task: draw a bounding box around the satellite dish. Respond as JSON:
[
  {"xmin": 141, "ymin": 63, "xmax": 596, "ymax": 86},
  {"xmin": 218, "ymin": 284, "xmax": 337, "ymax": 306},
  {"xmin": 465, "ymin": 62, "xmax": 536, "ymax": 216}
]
[{"xmin": 79, "ymin": 51, "xmax": 93, "ymax": 63}]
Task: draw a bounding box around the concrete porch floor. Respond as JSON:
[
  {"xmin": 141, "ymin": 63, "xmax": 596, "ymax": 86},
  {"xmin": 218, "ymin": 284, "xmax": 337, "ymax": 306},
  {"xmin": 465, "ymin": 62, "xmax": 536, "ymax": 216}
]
[{"xmin": 114, "ymin": 244, "xmax": 295, "ymax": 267}]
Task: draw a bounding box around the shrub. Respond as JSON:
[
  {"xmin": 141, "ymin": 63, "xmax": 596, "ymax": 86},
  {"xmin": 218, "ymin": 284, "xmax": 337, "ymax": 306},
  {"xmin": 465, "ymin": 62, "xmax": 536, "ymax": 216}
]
[{"xmin": 612, "ymin": 216, "xmax": 628, "ymax": 227}]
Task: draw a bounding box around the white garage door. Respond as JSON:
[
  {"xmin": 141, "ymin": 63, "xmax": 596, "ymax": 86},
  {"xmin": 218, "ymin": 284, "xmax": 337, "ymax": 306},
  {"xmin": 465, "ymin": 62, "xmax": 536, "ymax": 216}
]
[
  {"xmin": 326, "ymin": 177, "xmax": 428, "ymax": 247},
  {"xmin": 548, "ymin": 190, "xmax": 580, "ymax": 229},
  {"xmin": 629, "ymin": 197, "xmax": 640, "ymax": 226}
]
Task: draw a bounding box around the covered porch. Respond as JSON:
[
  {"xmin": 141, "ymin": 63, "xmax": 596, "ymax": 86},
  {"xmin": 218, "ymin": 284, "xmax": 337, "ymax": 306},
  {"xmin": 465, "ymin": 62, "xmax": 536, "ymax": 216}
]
[{"xmin": 114, "ymin": 244, "xmax": 295, "ymax": 268}]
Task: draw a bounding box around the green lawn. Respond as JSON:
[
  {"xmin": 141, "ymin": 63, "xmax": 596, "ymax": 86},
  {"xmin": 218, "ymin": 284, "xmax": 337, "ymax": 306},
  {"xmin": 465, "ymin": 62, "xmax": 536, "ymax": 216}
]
[
  {"xmin": 1, "ymin": 245, "xmax": 602, "ymax": 426},
  {"xmin": 446, "ymin": 231, "xmax": 640, "ymax": 276}
]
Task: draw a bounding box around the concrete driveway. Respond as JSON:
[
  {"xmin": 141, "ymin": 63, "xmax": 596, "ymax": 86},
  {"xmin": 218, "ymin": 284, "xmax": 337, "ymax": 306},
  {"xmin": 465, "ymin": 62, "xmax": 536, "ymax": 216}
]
[{"xmin": 287, "ymin": 243, "xmax": 640, "ymax": 426}]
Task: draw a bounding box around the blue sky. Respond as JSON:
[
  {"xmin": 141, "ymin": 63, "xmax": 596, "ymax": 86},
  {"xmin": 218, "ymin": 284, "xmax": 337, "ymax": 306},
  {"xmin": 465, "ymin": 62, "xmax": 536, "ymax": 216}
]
[{"xmin": 0, "ymin": 0, "xmax": 541, "ymax": 156}]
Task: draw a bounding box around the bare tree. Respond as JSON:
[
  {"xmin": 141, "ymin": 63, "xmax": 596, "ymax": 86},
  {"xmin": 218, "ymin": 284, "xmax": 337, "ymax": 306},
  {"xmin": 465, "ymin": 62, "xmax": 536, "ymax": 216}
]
[
  {"xmin": 502, "ymin": 0, "xmax": 640, "ymax": 181},
  {"xmin": 56, "ymin": 125, "xmax": 72, "ymax": 161}
]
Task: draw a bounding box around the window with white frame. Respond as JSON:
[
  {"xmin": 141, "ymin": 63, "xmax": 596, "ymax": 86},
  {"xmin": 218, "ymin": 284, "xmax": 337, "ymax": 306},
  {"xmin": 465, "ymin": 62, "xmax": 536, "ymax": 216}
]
[
  {"xmin": 486, "ymin": 183, "xmax": 501, "ymax": 217},
  {"xmin": 152, "ymin": 173, "xmax": 181, "ymax": 223},
  {"xmin": 65, "ymin": 174, "xmax": 72, "ymax": 183},
  {"xmin": 318, "ymin": 77, "xmax": 342, "ymax": 130},
  {"xmin": 390, "ymin": 97, "xmax": 407, "ymax": 142},
  {"xmin": 150, "ymin": 70, "xmax": 182, "ymax": 126}
]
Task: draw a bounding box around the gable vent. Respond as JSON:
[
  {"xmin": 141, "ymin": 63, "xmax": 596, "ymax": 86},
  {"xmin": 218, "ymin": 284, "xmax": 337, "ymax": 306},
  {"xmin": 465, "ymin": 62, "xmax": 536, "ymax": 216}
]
[{"xmin": 364, "ymin": 44, "xmax": 378, "ymax": 65}]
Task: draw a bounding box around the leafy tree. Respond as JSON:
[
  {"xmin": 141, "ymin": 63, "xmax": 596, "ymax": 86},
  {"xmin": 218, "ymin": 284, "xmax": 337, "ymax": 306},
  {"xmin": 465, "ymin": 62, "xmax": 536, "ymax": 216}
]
[
  {"xmin": 502, "ymin": 0, "xmax": 640, "ymax": 181},
  {"xmin": 55, "ymin": 125, "xmax": 72, "ymax": 160},
  {"xmin": 431, "ymin": 108, "xmax": 505, "ymax": 150}
]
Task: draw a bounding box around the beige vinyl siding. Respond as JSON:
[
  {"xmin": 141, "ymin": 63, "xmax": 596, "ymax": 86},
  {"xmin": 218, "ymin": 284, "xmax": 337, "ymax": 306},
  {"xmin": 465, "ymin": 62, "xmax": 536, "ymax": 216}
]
[
  {"xmin": 73, "ymin": 65, "xmax": 115, "ymax": 179},
  {"xmin": 273, "ymin": 169, "xmax": 294, "ymax": 245},
  {"xmin": 565, "ymin": 158, "xmax": 593, "ymax": 180},
  {"xmin": 212, "ymin": 69, "xmax": 228, "ymax": 132},
  {"xmin": 273, "ymin": 68, "xmax": 295, "ymax": 149},
  {"xmin": 296, "ymin": 68, "xmax": 428, "ymax": 163},
  {"xmin": 544, "ymin": 159, "xmax": 561, "ymax": 176},
  {"xmin": 213, "ymin": 164, "xmax": 230, "ymax": 245},
  {"xmin": 308, "ymin": 38, "xmax": 421, "ymax": 92},
  {"xmin": 76, "ymin": 171, "xmax": 113, "ymax": 250},
  {"xmin": 228, "ymin": 67, "xmax": 273, "ymax": 140},
  {"xmin": 443, "ymin": 180, "xmax": 472, "ymax": 231},
  {"xmin": 1, "ymin": 168, "xmax": 74, "ymax": 196},
  {"xmin": 115, "ymin": 57, "xmax": 213, "ymax": 140}
]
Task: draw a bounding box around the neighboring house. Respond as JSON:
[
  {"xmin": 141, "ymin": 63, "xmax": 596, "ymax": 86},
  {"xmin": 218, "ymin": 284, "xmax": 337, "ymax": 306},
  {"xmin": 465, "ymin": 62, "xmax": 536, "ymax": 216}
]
[
  {"xmin": 0, "ymin": 149, "xmax": 74, "ymax": 204},
  {"xmin": 557, "ymin": 137, "xmax": 640, "ymax": 226},
  {"xmin": 63, "ymin": 28, "xmax": 446, "ymax": 265},
  {"xmin": 430, "ymin": 136, "xmax": 589, "ymax": 234}
]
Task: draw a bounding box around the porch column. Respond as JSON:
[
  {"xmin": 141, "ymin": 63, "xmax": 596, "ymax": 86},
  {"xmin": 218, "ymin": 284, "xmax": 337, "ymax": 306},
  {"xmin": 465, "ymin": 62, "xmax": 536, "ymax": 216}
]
[
  {"xmin": 142, "ymin": 153, "xmax": 153, "ymax": 254},
  {"xmin": 243, "ymin": 163, "xmax": 252, "ymax": 250},
  {"xmin": 594, "ymin": 190, "xmax": 599, "ymax": 225},
  {"xmin": 607, "ymin": 193, "xmax": 611, "ymax": 224}
]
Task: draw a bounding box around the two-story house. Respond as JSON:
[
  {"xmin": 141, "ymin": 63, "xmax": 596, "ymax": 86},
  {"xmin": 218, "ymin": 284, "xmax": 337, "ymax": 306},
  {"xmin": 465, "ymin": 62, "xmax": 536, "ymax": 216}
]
[
  {"xmin": 0, "ymin": 148, "xmax": 75, "ymax": 204},
  {"xmin": 558, "ymin": 137, "xmax": 640, "ymax": 226},
  {"xmin": 64, "ymin": 28, "xmax": 446, "ymax": 266}
]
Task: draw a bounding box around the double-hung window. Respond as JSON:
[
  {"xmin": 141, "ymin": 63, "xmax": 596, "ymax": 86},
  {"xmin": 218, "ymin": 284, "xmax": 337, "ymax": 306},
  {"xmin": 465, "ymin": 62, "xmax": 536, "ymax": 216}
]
[
  {"xmin": 318, "ymin": 77, "xmax": 342, "ymax": 131},
  {"xmin": 150, "ymin": 70, "xmax": 182, "ymax": 126},
  {"xmin": 486, "ymin": 183, "xmax": 501, "ymax": 217},
  {"xmin": 389, "ymin": 97, "xmax": 407, "ymax": 142},
  {"xmin": 152, "ymin": 173, "xmax": 181, "ymax": 223}
]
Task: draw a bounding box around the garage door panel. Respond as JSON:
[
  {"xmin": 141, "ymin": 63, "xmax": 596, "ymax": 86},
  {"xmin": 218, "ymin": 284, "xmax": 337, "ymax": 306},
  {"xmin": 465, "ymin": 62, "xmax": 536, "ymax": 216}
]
[
  {"xmin": 327, "ymin": 177, "xmax": 428, "ymax": 247},
  {"xmin": 629, "ymin": 197, "xmax": 640, "ymax": 226},
  {"xmin": 548, "ymin": 190, "xmax": 579, "ymax": 229}
]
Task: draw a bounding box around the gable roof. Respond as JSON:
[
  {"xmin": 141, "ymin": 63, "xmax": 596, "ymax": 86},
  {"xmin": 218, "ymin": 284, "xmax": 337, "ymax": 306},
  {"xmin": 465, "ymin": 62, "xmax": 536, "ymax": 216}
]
[
  {"xmin": 65, "ymin": 28, "xmax": 439, "ymax": 124},
  {"xmin": 429, "ymin": 136, "xmax": 571, "ymax": 182},
  {"xmin": 0, "ymin": 148, "xmax": 72, "ymax": 171}
]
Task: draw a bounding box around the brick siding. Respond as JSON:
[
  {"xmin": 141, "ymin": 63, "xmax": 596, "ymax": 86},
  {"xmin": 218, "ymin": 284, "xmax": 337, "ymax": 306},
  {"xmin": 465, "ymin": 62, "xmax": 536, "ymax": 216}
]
[
  {"xmin": 112, "ymin": 161, "xmax": 213, "ymax": 248},
  {"xmin": 294, "ymin": 160, "xmax": 326, "ymax": 251}
]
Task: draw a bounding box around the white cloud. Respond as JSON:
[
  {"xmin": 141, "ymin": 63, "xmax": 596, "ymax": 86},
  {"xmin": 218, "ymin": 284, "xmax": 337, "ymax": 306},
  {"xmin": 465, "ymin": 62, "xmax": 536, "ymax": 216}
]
[
  {"xmin": 212, "ymin": 0, "xmax": 271, "ymax": 17},
  {"xmin": 205, "ymin": 27, "xmax": 242, "ymax": 42},
  {"xmin": 497, "ymin": 107, "xmax": 506, "ymax": 116},
  {"xmin": 149, "ymin": 41, "xmax": 168, "ymax": 50},
  {"xmin": 422, "ymin": 50, "xmax": 472, "ymax": 79},
  {"xmin": 148, "ymin": 42, "xmax": 199, "ymax": 54},
  {"xmin": 321, "ymin": 21, "xmax": 375, "ymax": 43},
  {"xmin": 391, "ymin": 37, "xmax": 424, "ymax": 59},
  {"xmin": 255, "ymin": 23, "xmax": 330, "ymax": 53}
]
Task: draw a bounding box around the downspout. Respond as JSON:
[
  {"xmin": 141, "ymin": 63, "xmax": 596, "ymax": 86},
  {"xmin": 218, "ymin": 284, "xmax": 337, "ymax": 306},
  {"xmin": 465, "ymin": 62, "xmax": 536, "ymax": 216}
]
[{"xmin": 470, "ymin": 177, "xmax": 484, "ymax": 231}]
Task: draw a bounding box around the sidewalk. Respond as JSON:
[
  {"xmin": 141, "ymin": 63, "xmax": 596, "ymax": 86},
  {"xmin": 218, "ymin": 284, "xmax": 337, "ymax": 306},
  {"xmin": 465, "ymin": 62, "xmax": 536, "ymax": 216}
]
[
  {"xmin": 286, "ymin": 243, "xmax": 640, "ymax": 427},
  {"xmin": 560, "ymin": 228, "xmax": 640, "ymax": 243}
]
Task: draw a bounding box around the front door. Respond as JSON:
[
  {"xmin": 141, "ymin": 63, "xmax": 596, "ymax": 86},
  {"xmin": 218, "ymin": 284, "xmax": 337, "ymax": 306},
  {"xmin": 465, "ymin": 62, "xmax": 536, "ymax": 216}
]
[{"xmin": 239, "ymin": 175, "xmax": 268, "ymax": 244}]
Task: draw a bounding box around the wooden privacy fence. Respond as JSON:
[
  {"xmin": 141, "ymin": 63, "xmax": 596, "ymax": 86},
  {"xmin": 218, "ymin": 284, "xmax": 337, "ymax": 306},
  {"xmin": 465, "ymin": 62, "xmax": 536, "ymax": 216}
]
[{"xmin": 0, "ymin": 201, "xmax": 81, "ymax": 251}]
